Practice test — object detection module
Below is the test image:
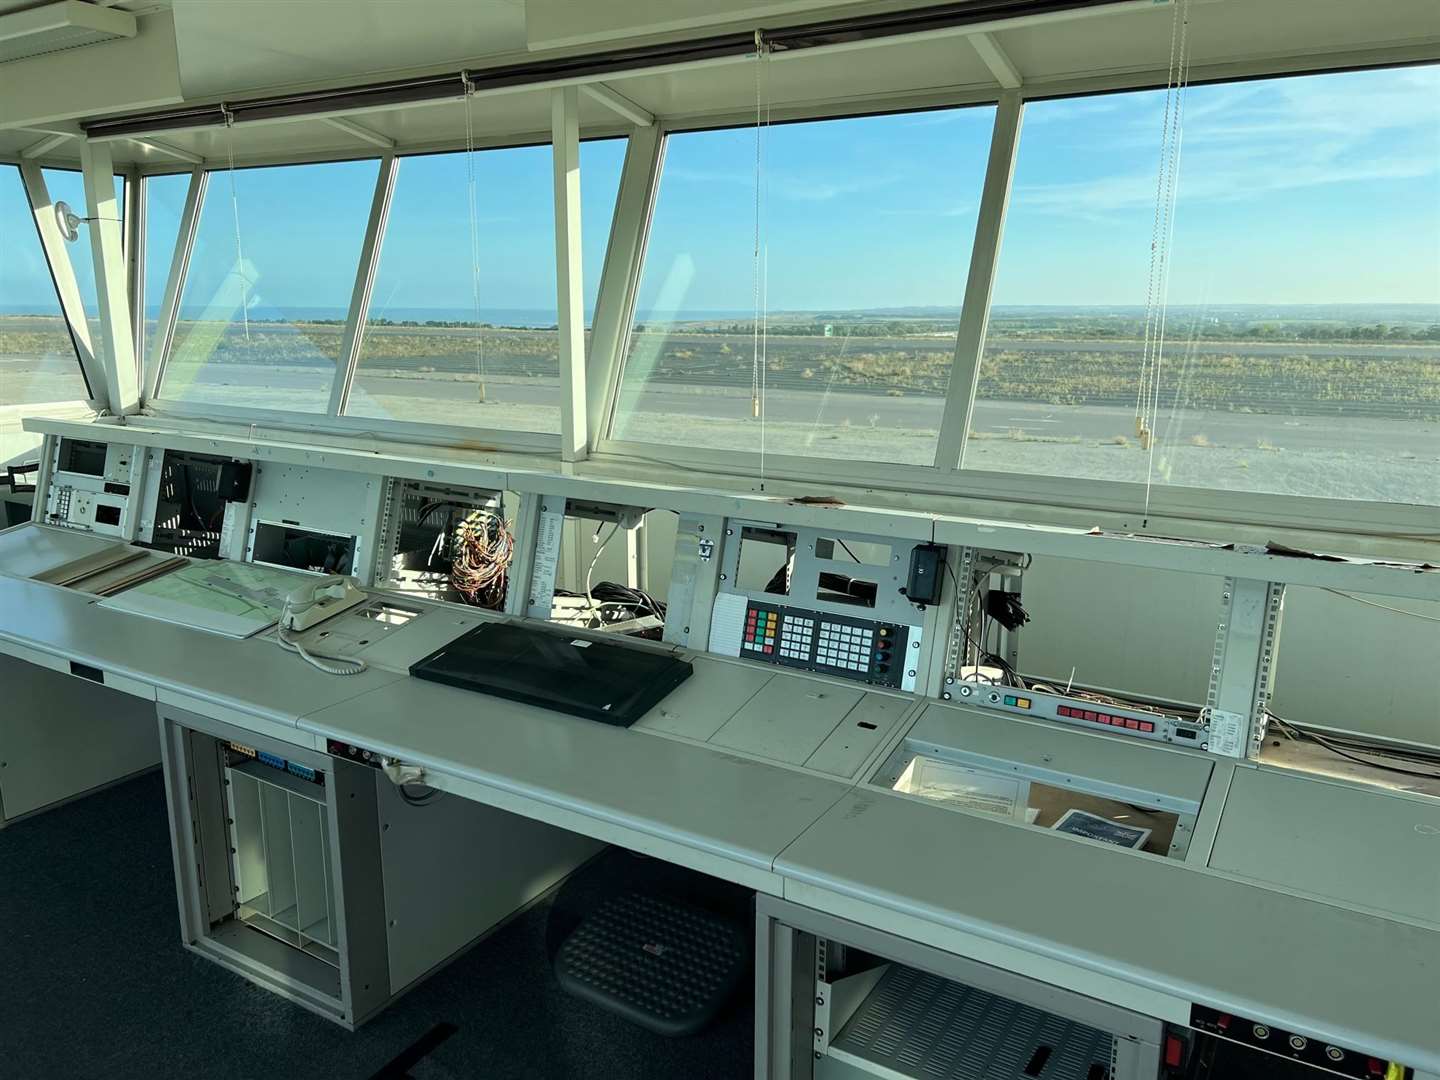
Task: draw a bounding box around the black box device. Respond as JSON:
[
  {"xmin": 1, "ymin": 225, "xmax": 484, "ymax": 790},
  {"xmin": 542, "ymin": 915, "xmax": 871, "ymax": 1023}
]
[{"xmin": 409, "ymin": 622, "xmax": 693, "ymax": 727}]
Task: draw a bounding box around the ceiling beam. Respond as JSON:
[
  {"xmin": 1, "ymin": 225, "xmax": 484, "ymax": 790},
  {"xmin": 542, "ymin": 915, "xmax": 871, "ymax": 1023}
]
[
  {"xmin": 21, "ymin": 132, "xmax": 72, "ymax": 159},
  {"xmin": 127, "ymin": 137, "xmax": 203, "ymax": 164},
  {"xmin": 969, "ymin": 31, "xmax": 1022, "ymax": 89},
  {"xmin": 579, "ymin": 82, "xmax": 654, "ymax": 127},
  {"xmin": 322, "ymin": 116, "xmax": 396, "ymax": 149}
]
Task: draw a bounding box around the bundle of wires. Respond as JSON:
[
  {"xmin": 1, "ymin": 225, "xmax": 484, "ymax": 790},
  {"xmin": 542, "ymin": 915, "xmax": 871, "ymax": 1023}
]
[
  {"xmin": 1267, "ymin": 710, "xmax": 1440, "ymax": 782},
  {"xmin": 450, "ymin": 509, "xmax": 514, "ymax": 608},
  {"xmin": 589, "ymin": 581, "xmax": 666, "ymax": 621}
]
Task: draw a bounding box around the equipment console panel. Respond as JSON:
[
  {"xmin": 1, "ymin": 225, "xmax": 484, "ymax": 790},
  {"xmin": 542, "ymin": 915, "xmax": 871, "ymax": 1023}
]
[{"xmin": 739, "ymin": 600, "xmax": 917, "ymax": 690}]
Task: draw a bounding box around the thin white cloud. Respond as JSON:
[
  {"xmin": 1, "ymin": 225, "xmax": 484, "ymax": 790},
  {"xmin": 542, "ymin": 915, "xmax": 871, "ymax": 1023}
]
[
  {"xmin": 1013, "ymin": 65, "xmax": 1440, "ymax": 217},
  {"xmin": 665, "ymin": 165, "xmax": 905, "ymax": 203}
]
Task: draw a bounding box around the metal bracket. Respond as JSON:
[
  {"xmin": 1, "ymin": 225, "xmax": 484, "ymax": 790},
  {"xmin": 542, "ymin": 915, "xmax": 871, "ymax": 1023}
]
[{"xmin": 1204, "ymin": 577, "xmax": 1285, "ymax": 758}]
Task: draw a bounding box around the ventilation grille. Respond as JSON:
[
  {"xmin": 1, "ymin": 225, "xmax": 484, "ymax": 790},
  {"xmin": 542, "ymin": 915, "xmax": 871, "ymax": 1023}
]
[
  {"xmin": 0, "ymin": 2, "xmax": 136, "ymax": 65},
  {"xmin": 829, "ymin": 965, "xmax": 1115, "ymax": 1080}
]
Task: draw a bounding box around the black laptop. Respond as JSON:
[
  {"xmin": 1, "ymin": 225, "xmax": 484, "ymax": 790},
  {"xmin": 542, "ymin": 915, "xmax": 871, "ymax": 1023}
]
[{"xmin": 409, "ymin": 621, "xmax": 693, "ymax": 727}]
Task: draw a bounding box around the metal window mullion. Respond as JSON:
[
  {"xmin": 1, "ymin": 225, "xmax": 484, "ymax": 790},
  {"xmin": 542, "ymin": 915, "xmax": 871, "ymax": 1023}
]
[
  {"xmin": 552, "ymin": 87, "xmax": 588, "ymax": 461},
  {"xmin": 80, "ymin": 140, "xmax": 140, "ymax": 414},
  {"xmin": 585, "ymin": 124, "xmax": 664, "ymax": 446},
  {"xmin": 933, "ymin": 91, "xmax": 1023, "ymax": 471},
  {"xmin": 18, "ymin": 161, "xmax": 104, "ymax": 408},
  {"xmin": 148, "ymin": 166, "xmax": 206, "ymax": 403},
  {"xmin": 126, "ymin": 166, "xmax": 144, "ymax": 382},
  {"xmin": 328, "ymin": 153, "xmax": 397, "ymax": 417}
]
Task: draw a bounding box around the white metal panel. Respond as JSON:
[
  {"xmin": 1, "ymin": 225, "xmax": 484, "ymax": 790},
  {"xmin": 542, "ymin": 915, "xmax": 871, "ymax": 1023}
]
[
  {"xmin": 635, "ymin": 655, "xmax": 773, "ymax": 742},
  {"xmin": 804, "ymin": 693, "xmax": 913, "ymax": 779},
  {"xmin": 777, "ymin": 788, "xmax": 1440, "ymax": 1074},
  {"xmin": 376, "ymin": 772, "xmax": 602, "ymax": 993},
  {"xmin": 0, "ymin": 651, "xmax": 158, "ymax": 821},
  {"xmin": 710, "ymin": 676, "xmax": 864, "ymax": 765},
  {"xmin": 296, "ymin": 673, "xmax": 855, "ymax": 879},
  {"xmin": 0, "ymin": 521, "xmax": 121, "ymax": 578},
  {"xmin": 1209, "ymin": 767, "xmax": 1440, "ymax": 929},
  {"xmin": 901, "ymin": 701, "xmax": 1215, "ymax": 809}
]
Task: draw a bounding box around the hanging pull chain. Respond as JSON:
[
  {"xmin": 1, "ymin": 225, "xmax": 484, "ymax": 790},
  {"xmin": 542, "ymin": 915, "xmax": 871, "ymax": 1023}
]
[
  {"xmin": 462, "ymin": 72, "xmax": 487, "ymax": 403},
  {"xmin": 751, "ymin": 31, "xmax": 765, "ymax": 423},
  {"xmin": 1141, "ymin": 0, "xmax": 1192, "ymax": 524},
  {"xmin": 751, "ymin": 30, "xmax": 772, "ymax": 490},
  {"xmin": 222, "ymin": 105, "xmax": 250, "ymax": 344}
]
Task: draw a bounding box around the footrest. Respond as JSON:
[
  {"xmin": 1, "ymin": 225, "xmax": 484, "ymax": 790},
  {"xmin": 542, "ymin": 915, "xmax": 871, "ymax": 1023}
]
[{"xmin": 554, "ymin": 893, "xmax": 745, "ymax": 1037}]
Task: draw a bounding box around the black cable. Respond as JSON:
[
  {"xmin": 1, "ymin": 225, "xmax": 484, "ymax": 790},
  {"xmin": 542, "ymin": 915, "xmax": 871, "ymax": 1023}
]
[
  {"xmin": 399, "ymin": 783, "xmax": 443, "ymax": 807},
  {"xmin": 1268, "ymin": 711, "xmax": 1440, "ymax": 781},
  {"xmin": 835, "ymin": 538, "xmax": 863, "ymax": 563}
]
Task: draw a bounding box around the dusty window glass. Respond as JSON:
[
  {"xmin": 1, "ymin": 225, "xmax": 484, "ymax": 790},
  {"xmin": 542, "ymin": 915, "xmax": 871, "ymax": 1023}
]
[
  {"xmin": 347, "ymin": 139, "xmax": 625, "ymax": 432},
  {"xmin": 612, "ymin": 107, "xmax": 996, "ymax": 466},
  {"xmin": 141, "ymin": 173, "xmax": 190, "ymax": 370},
  {"xmin": 973, "ymin": 65, "xmax": 1440, "ymax": 506},
  {"xmin": 162, "ymin": 158, "xmax": 380, "ymax": 412},
  {"xmin": 0, "ymin": 165, "xmax": 89, "ymax": 406}
]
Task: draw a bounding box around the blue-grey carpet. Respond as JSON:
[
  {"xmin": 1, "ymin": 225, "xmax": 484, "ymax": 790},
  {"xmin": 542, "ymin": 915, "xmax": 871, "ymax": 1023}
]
[{"xmin": 0, "ymin": 771, "xmax": 753, "ymax": 1080}]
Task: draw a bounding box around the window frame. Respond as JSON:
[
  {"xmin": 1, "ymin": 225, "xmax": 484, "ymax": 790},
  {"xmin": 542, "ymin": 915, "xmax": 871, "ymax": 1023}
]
[
  {"xmin": 0, "ymin": 160, "xmax": 103, "ymax": 412},
  {"xmin": 589, "ymin": 64, "xmax": 1440, "ymax": 537},
  {"xmin": 144, "ymin": 127, "xmax": 632, "ymax": 457},
  {"xmin": 119, "ymin": 49, "xmax": 1440, "ymax": 545},
  {"xmin": 592, "ymin": 94, "xmax": 1012, "ymax": 484}
]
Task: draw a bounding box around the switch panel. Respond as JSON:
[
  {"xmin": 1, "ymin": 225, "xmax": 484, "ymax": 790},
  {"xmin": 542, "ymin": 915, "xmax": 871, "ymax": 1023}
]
[{"xmin": 739, "ymin": 601, "xmax": 920, "ymax": 691}]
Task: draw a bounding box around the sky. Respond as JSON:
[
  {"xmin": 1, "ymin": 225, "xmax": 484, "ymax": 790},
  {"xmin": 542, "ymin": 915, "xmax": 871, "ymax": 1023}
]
[
  {"xmin": 0, "ymin": 167, "xmax": 123, "ymax": 314},
  {"xmin": 4, "ymin": 63, "xmax": 1438, "ymax": 323}
]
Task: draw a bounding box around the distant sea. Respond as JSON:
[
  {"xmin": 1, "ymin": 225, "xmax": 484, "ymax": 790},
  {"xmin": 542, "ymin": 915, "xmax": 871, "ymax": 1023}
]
[{"xmin": 2, "ymin": 302, "xmax": 1435, "ymax": 325}]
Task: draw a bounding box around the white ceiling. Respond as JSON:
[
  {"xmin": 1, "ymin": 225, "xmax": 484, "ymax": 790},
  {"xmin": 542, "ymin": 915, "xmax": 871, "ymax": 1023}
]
[
  {"xmin": 170, "ymin": 0, "xmax": 528, "ymax": 99},
  {"xmin": 1, "ymin": 0, "xmax": 1437, "ymax": 167}
]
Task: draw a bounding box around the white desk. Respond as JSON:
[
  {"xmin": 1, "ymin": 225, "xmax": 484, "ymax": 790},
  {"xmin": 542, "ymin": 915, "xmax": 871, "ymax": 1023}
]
[
  {"xmin": 775, "ymin": 787, "xmax": 1440, "ymax": 1074},
  {"xmin": 299, "ymin": 676, "xmax": 856, "ymax": 895},
  {"xmin": 4, "ymin": 528, "xmax": 1440, "ymax": 1072},
  {"xmin": 0, "ymin": 574, "xmax": 404, "ymax": 744}
]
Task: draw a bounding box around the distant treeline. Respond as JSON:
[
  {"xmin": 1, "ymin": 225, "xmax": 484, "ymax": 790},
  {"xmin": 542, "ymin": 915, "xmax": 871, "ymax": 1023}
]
[
  {"xmin": 636, "ymin": 316, "xmax": 1440, "ymax": 343},
  {"xmin": 635, "ymin": 320, "xmax": 948, "ymax": 338},
  {"xmin": 987, "ymin": 316, "xmax": 1440, "ymax": 344}
]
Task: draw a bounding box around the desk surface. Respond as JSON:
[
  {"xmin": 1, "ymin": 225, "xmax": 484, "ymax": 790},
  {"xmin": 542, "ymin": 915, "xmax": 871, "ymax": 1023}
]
[
  {"xmin": 777, "ymin": 787, "xmax": 1440, "ymax": 1073},
  {"xmin": 0, "ymin": 574, "xmax": 402, "ymax": 726},
  {"xmin": 298, "ymin": 676, "xmax": 854, "ymax": 877},
  {"xmin": 1210, "ymin": 766, "xmax": 1440, "ymax": 928},
  {"xmin": 0, "ymin": 523, "xmax": 118, "ymax": 580},
  {"xmin": 4, "ymin": 525, "xmax": 1440, "ymax": 1069}
]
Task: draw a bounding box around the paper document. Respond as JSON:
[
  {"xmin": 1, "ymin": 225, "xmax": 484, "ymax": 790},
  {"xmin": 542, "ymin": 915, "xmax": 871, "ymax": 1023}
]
[
  {"xmin": 893, "ymin": 757, "xmax": 1031, "ymax": 821},
  {"xmin": 1052, "ymin": 809, "xmax": 1152, "ymax": 850},
  {"xmin": 98, "ymin": 560, "xmax": 314, "ymax": 638}
]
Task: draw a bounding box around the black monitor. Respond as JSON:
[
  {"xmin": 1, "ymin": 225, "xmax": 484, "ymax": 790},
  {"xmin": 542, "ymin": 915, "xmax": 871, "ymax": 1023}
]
[{"xmin": 409, "ymin": 621, "xmax": 693, "ymax": 727}]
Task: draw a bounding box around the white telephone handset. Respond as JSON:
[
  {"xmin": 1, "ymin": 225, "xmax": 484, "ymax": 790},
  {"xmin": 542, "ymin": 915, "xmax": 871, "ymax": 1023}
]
[
  {"xmin": 282, "ymin": 575, "xmax": 367, "ymax": 633},
  {"xmin": 276, "ymin": 575, "xmax": 369, "ymax": 676}
]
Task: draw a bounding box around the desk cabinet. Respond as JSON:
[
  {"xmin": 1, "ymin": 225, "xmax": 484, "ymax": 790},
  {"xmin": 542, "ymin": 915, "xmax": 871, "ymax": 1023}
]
[
  {"xmin": 158, "ymin": 704, "xmax": 602, "ymax": 1028},
  {"xmin": 755, "ymin": 895, "xmax": 1163, "ymax": 1080}
]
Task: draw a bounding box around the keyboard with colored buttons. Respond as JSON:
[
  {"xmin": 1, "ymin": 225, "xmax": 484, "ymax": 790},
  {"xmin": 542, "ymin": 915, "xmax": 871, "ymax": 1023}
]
[{"xmin": 741, "ymin": 602, "xmax": 908, "ymax": 689}]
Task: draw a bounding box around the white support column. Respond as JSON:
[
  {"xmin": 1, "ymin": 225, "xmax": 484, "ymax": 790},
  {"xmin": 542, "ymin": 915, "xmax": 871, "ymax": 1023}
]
[
  {"xmin": 125, "ymin": 167, "xmax": 143, "ymax": 375},
  {"xmin": 579, "ymin": 83, "xmax": 655, "ymax": 127},
  {"xmin": 80, "ymin": 140, "xmax": 139, "ymax": 415},
  {"xmin": 329, "ymin": 153, "xmax": 398, "ymax": 416},
  {"xmin": 147, "ymin": 167, "xmax": 205, "ymax": 402},
  {"xmin": 586, "ymin": 124, "xmax": 663, "ymax": 446},
  {"xmin": 552, "ymin": 86, "xmax": 587, "ymax": 462},
  {"xmin": 18, "ymin": 162, "xmax": 104, "ymax": 408},
  {"xmin": 969, "ymin": 32, "xmax": 1023, "ymax": 90},
  {"xmin": 934, "ymin": 91, "xmax": 1024, "ymax": 472}
]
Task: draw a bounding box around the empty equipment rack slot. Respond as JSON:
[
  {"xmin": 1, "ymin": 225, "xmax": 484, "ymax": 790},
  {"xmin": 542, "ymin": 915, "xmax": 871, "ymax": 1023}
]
[
  {"xmin": 225, "ymin": 759, "xmax": 339, "ymax": 966},
  {"xmin": 825, "ymin": 964, "xmax": 1115, "ymax": 1080}
]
